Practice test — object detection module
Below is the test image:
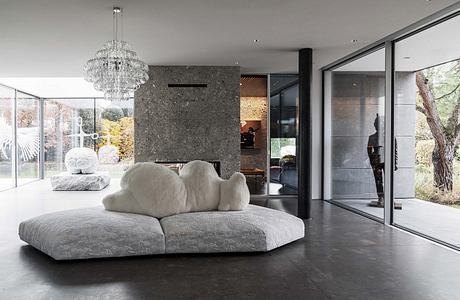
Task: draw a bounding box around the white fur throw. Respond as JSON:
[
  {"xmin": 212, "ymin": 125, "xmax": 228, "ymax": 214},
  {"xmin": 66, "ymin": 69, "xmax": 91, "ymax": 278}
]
[{"xmin": 103, "ymin": 161, "xmax": 250, "ymax": 218}]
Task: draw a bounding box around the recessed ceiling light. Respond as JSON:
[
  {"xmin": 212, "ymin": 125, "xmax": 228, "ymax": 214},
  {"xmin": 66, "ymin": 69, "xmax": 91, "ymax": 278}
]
[
  {"xmin": 351, "ymin": 39, "xmax": 359, "ymax": 43},
  {"xmin": 403, "ymin": 56, "xmax": 411, "ymax": 59},
  {"xmin": 253, "ymin": 39, "xmax": 260, "ymax": 43},
  {"xmin": 235, "ymin": 61, "xmax": 239, "ymax": 65}
]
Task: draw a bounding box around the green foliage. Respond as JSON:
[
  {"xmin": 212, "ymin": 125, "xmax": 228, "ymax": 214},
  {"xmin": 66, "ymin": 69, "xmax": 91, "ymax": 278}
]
[
  {"xmin": 415, "ymin": 160, "xmax": 460, "ymax": 205},
  {"xmin": 270, "ymin": 138, "xmax": 296, "ymax": 158},
  {"xmin": 415, "ymin": 140, "xmax": 434, "ymax": 165},
  {"xmin": 420, "ymin": 61, "xmax": 460, "ymax": 127},
  {"xmin": 101, "ymin": 106, "xmax": 125, "ymax": 122},
  {"xmin": 97, "ymin": 117, "xmax": 134, "ymax": 161},
  {"xmin": 415, "ymin": 60, "xmax": 460, "ymax": 198}
]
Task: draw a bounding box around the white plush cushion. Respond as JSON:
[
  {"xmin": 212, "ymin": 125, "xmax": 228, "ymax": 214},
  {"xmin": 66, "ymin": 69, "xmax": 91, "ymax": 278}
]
[
  {"xmin": 180, "ymin": 160, "xmax": 221, "ymax": 212},
  {"xmin": 103, "ymin": 162, "xmax": 187, "ymax": 218},
  {"xmin": 103, "ymin": 161, "xmax": 250, "ymax": 218},
  {"xmin": 218, "ymin": 172, "xmax": 250, "ymax": 211}
]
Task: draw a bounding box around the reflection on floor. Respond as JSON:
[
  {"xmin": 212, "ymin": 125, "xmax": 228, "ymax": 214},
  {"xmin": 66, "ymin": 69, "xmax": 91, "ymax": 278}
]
[
  {"xmin": 251, "ymin": 197, "xmax": 298, "ymax": 216},
  {"xmin": 337, "ymin": 198, "xmax": 460, "ymax": 247},
  {"xmin": 246, "ymin": 177, "xmax": 297, "ymax": 195}
]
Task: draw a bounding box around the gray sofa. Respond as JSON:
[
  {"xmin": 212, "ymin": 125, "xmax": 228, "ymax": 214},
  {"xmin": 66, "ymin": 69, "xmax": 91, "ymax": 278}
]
[{"xmin": 19, "ymin": 205, "xmax": 305, "ymax": 260}]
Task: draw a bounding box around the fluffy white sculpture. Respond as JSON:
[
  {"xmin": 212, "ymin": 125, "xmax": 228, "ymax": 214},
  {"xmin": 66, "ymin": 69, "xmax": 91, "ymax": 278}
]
[
  {"xmin": 103, "ymin": 160, "xmax": 250, "ymax": 218},
  {"xmin": 65, "ymin": 147, "xmax": 99, "ymax": 174}
]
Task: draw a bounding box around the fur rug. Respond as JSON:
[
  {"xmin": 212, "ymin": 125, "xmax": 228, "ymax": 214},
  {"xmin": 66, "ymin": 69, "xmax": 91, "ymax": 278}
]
[{"xmin": 103, "ymin": 161, "xmax": 250, "ymax": 218}]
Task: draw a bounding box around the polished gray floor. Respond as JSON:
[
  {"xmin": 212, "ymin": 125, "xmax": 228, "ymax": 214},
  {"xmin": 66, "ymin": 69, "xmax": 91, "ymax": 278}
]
[
  {"xmin": 339, "ymin": 198, "xmax": 460, "ymax": 247},
  {"xmin": 0, "ymin": 181, "xmax": 459, "ymax": 299}
]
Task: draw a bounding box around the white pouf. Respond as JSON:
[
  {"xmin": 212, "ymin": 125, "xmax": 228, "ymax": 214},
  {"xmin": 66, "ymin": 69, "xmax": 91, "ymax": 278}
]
[{"xmin": 65, "ymin": 147, "xmax": 98, "ymax": 174}]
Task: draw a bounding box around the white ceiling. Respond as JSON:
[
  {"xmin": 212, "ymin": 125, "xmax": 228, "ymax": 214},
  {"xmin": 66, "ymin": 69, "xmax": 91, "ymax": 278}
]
[
  {"xmin": 334, "ymin": 13, "xmax": 460, "ymax": 72},
  {"xmin": 0, "ymin": 0, "xmax": 457, "ymax": 78}
]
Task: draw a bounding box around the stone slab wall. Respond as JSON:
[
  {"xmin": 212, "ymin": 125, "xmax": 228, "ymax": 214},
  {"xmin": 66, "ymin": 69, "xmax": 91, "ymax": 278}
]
[{"xmin": 134, "ymin": 66, "xmax": 241, "ymax": 179}]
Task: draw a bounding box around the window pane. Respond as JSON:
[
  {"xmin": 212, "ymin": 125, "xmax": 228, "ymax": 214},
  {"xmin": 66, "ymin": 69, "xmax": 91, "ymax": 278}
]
[
  {"xmin": 330, "ymin": 47, "xmax": 386, "ymax": 219},
  {"xmin": 394, "ymin": 14, "xmax": 460, "ymax": 247},
  {"xmin": 269, "ymin": 75, "xmax": 298, "ymax": 195},
  {"xmin": 44, "ymin": 99, "xmax": 95, "ymax": 177},
  {"xmin": 96, "ymin": 98, "xmax": 134, "ymax": 177},
  {"xmin": 16, "ymin": 92, "xmax": 39, "ymax": 185},
  {"xmin": 0, "ymin": 85, "xmax": 14, "ymax": 190}
]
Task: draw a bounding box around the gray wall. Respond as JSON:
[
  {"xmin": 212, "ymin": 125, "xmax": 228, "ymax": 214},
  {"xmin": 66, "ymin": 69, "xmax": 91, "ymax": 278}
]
[
  {"xmin": 331, "ymin": 72, "xmax": 415, "ymax": 199},
  {"xmin": 134, "ymin": 66, "xmax": 241, "ymax": 179}
]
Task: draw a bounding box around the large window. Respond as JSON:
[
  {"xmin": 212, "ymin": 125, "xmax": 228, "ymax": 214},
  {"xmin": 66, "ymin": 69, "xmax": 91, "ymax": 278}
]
[
  {"xmin": 0, "ymin": 85, "xmax": 15, "ymax": 191},
  {"xmin": 44, "ymin": 98, "xmax": 134, "ymax": 177},
  {"xmin": 393, "ymin": 14, "xmax": 460, "ymax": 248},
  {"xmin": 0, "ymin": 85, "xmax": 41, "ymax": 190},
  {"xmin": 324, "ymin": 10, "xmax": 460, "ymax": 250},
  {"xmin": 16, "ymin": 92, "xmax": 40, "ymax": 185},
  {"xmin": 327, "ymin": 48, "xmax": 386, "ymax": 220},
  {"xmin": 44, "ymin": 99, "xmax": 95, "ymax": 176}
]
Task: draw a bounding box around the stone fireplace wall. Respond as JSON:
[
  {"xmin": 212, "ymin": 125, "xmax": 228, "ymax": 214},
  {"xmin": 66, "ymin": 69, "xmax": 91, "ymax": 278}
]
[{"xmin": 134, "ymin": 66, "xmax": 241, "ymax": 179}]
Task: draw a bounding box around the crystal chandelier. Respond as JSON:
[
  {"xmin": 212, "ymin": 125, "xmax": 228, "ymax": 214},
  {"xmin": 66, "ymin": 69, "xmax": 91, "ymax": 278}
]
[{"xmin": 84, "ymin": 7, "xmax": 149, "ymax": 101}]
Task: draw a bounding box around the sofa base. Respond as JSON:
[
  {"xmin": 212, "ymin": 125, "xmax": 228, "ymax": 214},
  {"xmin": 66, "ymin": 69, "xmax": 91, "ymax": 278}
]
[{"xmin": 19, "ymin": 205, "xmax": 305, "ymax": 260}]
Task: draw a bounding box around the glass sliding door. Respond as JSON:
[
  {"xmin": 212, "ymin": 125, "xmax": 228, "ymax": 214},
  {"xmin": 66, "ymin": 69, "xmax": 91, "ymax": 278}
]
[
  {"xmin": 0, "ymin": 85, "xmax": 15, "ymax": 191},
  {"xmin": 269, "ymin": 75, "xmax": 298, "ymax": 195},
  {"xmin": 393, "ymin": 14, "xmax": 460, "ymax": 247},
  {"xmin": 329, "ymin": 47, "xmax": 386, "ymax": 219},
  {"xmin": 16, "ymin": 92, "xmax": 40, "ymax": 186}
]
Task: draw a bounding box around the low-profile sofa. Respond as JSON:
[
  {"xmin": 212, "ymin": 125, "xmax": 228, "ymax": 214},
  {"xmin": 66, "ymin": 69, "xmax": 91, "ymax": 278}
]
[
  {"xmin": 19, "ymin": 161, "xmax": 305, "ymax": 260},
  {"xmin": 19, "ymin": 204, "xmax": 305, "ymax": 260}
]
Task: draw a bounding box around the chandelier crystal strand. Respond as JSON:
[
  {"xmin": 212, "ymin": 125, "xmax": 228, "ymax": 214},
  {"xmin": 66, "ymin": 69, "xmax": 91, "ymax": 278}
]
[{"xmin": 84, "ymin": 7, "xmax": 149, "ymax": 101}]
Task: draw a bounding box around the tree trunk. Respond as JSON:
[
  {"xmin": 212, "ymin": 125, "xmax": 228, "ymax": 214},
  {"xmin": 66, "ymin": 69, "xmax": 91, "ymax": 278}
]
[{"xmin": 432, "ymin": 143, "xmax": 454, "ymax": 192}]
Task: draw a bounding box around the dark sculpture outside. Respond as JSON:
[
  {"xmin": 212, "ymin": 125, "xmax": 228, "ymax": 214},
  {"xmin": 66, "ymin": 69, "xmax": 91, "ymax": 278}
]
[{"xmin": 367, "ymin": 114, "xmax": 401, "ymax": 209}]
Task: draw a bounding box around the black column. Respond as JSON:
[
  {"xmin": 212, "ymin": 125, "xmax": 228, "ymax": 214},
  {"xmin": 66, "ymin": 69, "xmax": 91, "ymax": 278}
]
[{"xmin": 298, "ymin": 48, "xmax": 312, "ymax": 219}]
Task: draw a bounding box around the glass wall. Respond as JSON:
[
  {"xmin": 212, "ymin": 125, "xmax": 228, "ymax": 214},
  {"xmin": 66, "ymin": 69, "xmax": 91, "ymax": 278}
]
[
  {"xmin": 324, "ymin": 10, "xmax": 460, "ymax": 250},
  {"xmin": 0, "ymin": 85, "xmax": 41, "ymax": 190},
  {"xmin": 16, "ymin": 92, "xmax": 40, "ymax": 185},
  {"xmin": 44, "ymin": 98, "xmax": 134, "ymax": 177},
  {"xmin": 269, "ymin": 75, "xmax": 298, "ymax": 195},
  {"xmin": 329, "ymin": 47, "xmax": 386, "ymax": 219},
  {"xmin": 0, "ymin": 85, "xmax": 15, "ymax": 191},
  {"xmin": 393, "ymin": 14, "xmax": 460, "ymax": 247}
]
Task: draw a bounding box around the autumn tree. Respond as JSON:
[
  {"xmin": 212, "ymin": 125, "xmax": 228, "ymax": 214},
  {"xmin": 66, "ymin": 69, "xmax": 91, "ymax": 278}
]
[{"xmin": 416, "ymin": 60, "xmax": 460, "ymax": 192}]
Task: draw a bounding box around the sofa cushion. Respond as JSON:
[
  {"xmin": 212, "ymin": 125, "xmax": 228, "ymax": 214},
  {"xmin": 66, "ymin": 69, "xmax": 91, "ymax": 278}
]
[
  {"xmin": 19, "ymin": 207, "xmax": 165, "ymax": 260},
  {"xmin": 103, "ymin": 161, "xmax": 250, "ymax": 218},
  {"xmin": 161, "ymin": 204, "xmax": 305, "ymax": 253}
]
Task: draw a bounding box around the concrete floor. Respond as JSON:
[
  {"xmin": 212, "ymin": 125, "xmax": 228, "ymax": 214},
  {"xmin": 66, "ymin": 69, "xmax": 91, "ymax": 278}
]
[
  {"xmin": 1, "ymin": 180, "xmax": 460, "ymax": 299},
  {"xmin": 339, "ymin": 199, "xmax": 460, "ymax": 247}
]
